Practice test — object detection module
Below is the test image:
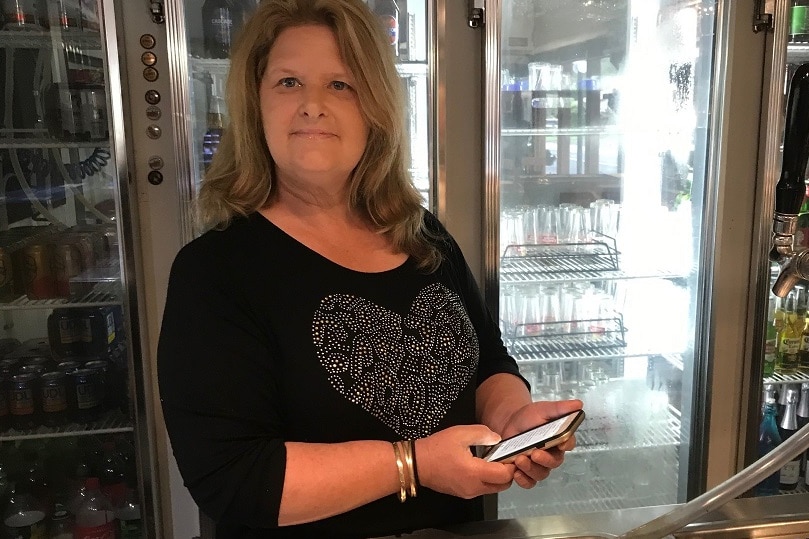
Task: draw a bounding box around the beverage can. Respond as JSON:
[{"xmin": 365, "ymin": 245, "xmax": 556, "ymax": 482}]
[
  {"xmin": 0, "ymin": 246, "xmax": 16, "ymax": 301},
  {"xmin": 9, "ymin": 372, "xmax": 38, "ymax": 430},
  {"xmin": 20, "ymin": 243, "xmax": 57, "ymax": 299},
  {"xmin": 69, "ymin": 367, "xmax": 102, "ymax": 422},
  {"xmin": 40, "ymin": 370, "xmax": 69, "ymax": 426},
  {"xmin": 56, "ymin": 359, "xmax": 81, "ymax": 373},
  {"xmin": 84, "ymin": 359, "xmax": 109, "ymax": 410},
  {"xmin": 53, "ymin": 241, "xmax": 84, "ymax": 297}
]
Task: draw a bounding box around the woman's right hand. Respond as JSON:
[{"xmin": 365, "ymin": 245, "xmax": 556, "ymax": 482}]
[{"xmin": 414, "ymin": 425, "xmax": 515, "ymax": 499}]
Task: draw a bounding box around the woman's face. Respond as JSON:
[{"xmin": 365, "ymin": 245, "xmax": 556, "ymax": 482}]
[{"xmin": 259, "ymin": 24, "xmax": 369, "ymax": 193}]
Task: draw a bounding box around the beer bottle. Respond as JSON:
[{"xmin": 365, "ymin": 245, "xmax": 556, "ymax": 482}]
[
  {"xmin": 755, "ymin": 397, "xmax": 782, "ymax": 496},
  {"xmin": 797, "ymin": 383, "xmax": 809, "ymax": 477},
  {"xmin": 776, "ymin": 289, "xmax": 801, "ymax": 374},
  {"xmin": 778, "ymin": 388, "xmax": 801, "ymax": 490},
  {"xmin": 369, "ymin": 0, "xmax": 400, "ymax": 57},
  {"xmin": 201, "ymin": 0, "xmax": 242, "ymax": 59},
  {"xmin": 790, "ymin": 1, "xmax": 809, "ymax": 43},
  {"xmin": 764, "ymin": 294, "xmax": 780, "ymax": 376}
]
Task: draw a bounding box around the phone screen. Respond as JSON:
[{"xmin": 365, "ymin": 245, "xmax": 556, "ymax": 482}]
[{"xmin": 482, "ymin": 409, "xmax": 584, "ymax": 463}]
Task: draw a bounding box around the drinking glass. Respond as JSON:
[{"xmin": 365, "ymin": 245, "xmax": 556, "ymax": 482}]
[{"xmin": 536, "ymin": 205, "xmax": 559, "ymax": 244}]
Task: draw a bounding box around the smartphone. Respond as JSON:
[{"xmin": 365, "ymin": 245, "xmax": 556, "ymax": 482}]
[{"xmin": 480, "ymin": 409, "xmax": 585, "ymax": 463}]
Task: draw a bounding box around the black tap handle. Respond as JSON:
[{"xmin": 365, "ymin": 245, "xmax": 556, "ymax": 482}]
[{"xmin": 776, "ymin": 63, "xmax": 809, "ymax": 216}]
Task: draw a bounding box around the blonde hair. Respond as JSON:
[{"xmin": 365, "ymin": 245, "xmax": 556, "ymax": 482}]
[{"xmin": 196, "ymin": 0, "xmax": 442, "ymax": 271}]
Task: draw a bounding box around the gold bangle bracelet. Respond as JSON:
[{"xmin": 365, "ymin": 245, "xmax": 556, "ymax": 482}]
[
  {"xmin": 403, "ymin": 440, "xmax": 417, "ymax": 498},
  {"xmin": 392, "ymin": 441, "xmax": 407, "ymax": 503}
]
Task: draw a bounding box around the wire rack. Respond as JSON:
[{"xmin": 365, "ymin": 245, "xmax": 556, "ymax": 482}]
[
  {"xmin": 501, "ymin": 233, "xmax": 620, "ymax": 274},
  {"xmin": 0, "ymin": 408, "xmax": 134, "ymax": 442},
  {"xmin": 506, "ymin": 314, "xmax": 627, "ymax": 362}
]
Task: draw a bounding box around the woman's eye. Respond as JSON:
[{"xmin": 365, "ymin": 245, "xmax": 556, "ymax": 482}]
[
  {"xmin": 331, "ymin": 80, "xmax": 350, "ymax": 91},
  {"xmin": 279, "ymin": 77, "xmax": 300, "ymax": 88}
]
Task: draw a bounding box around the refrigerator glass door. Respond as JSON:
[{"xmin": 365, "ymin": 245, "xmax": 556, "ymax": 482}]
[
  {"xmin": 497, "ymin": 0, "xmax": 716, "ymax": 517},
  {"xmin": 185, "ymin": 0, "xmax": 433, "ymax": 206},
  {"xmin": 0, "ymin": 0, "xmax": 152, "ymax": 535}
]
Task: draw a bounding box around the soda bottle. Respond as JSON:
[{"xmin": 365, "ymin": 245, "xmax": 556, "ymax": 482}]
[
  {"xmin": 2, "ymin": 482, "xmax": 47, "ymax": 539},
  {"xmin": 73, "ymin": 477, "xmax": 118, "ymax": 539},
  {"xmin": 96, "ymin": 441, "xmax": 126, "ymax": 508},
  {"xmin": 115, "ymin": 487, "xmax": 142, "ymax": 539},
  {"xmin": 49, "ymin": 503, "xmax": 73, "ymax": 539},
  {"xmin": 778, "ymin": 388, "xmax": 801, "ymax": 490},
  {"xmin": 754, "ymin": 397, "xmax": 782, "ymax": 496}
]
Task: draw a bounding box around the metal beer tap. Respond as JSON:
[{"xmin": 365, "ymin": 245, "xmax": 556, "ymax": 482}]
[{"xmin": 771, "ymin": 63, "xmax": 809, "ymax": 297}]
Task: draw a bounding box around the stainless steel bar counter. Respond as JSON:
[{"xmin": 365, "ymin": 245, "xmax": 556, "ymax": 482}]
[{"xmin": 379, "ymin": 493, "xmax": 809, "ymax": 539}]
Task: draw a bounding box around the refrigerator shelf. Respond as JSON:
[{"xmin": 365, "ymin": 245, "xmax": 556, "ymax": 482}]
[
  {"xmin": 0, "ymin": 29, "xmax": 101, "ymax": 49},
  {"xmin": 502, "ymin": 235, "xmax": 619, "ymax": 274},
  {"xmin": 763, "ymin": 372, "xmax": 809, "ymax": 385},
  {"xmin": 0, "ymin": 409, "xmax": 133, "ymax": 442},
  {"xmin": 0, "ymin": 280, "xmax": 121, "ymax": 310},
  {"xmin": 500, "ymin": 262, "xmax": 685, "ymax": 285}
]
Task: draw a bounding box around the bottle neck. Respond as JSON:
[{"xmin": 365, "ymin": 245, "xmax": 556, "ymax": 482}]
[
  {"xmin": 781, "ymin": 402, "xmax": 799, "ymax": 430},
  {"xmin": 799, "ymin": 388, "xmax": 809, "ymax": 418}
]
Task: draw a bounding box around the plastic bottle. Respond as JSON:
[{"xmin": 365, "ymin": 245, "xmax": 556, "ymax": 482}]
[
  {"xmin": 116, "ymin": 487, "xmax": 142, "ymax": 539},
  {"xmin": 49, "ymin": 503, "xmax": 73, "ymax": 539},
  {"xmin": 97, "ymin": 441, "xmax": 126, "ymax": 508},
  {"xmin": 755, "ymin": 397, "xmax": 782, "ymax": 496},
  {"xmin": 2, "ymin": 481, "xmax": 47, "ymax": 539},
  {"xmin": 73, "ymin": 477, "xmax": 118, "ymax": 539}
]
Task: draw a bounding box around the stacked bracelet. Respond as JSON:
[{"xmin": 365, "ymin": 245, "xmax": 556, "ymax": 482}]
[{"xmin": 392, "ymin": 440, "xmax": 419, "ymax": 502}]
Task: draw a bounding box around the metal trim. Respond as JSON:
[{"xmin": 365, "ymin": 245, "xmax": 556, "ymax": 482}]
[
  {"xmin": 164, "ymin": 0, "xmax": 195, "ymax": 243},
  {"xmin": 685, "ymin": 0, "xmax": 735, "ymax": 501},
  {"xmin": 482, "ymin": 0, "xmax": 501, "ymax": 312},
  {"xmin": 431, "ymin": 0, "xmax": 443, "ymax": 217},
  {"xmin": 102, "ymin": 0, "xmax": 161, "ymax": 536}
]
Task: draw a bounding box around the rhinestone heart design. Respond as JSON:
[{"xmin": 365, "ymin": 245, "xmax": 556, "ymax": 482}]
[{"xmin": 313, "ymin": 283, "xmax": 479, "ymax": 439}]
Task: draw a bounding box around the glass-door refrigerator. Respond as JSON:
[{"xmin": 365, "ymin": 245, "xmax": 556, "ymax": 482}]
[
  {"xmin": 473, "ymin": 0, "xmax": 769, "ymax": 519},
  {"xmin": 0, "ymin": 0, "xmax": 159, "ymax": 537},
  {"xmin": 747, "ymin": 0, "xmax": 809, "ymax": 500}
]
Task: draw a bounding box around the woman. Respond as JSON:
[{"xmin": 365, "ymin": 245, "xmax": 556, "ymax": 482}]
[{"xmin": 157, "ymin": 0, "xmax": 582, "ymax": 537}]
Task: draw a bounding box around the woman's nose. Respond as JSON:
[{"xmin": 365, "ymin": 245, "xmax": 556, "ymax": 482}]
[{"xmin": 299, "ymin": 86, "xmax": 327, "ymax": 117}]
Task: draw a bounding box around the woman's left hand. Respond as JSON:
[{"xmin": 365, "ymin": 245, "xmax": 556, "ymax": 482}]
[{"xmin": 500, "ymin": 399, "xmax": 582, "ymax": 489}]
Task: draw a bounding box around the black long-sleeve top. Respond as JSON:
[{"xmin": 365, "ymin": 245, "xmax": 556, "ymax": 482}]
[{"xmin": 157, "ymin": 211, "xmax": 524, "ymax": 538}]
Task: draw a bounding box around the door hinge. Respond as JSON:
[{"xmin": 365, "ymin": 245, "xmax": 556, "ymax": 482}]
[
  {"xmin": 468, "ymin": 0, "xmax": 485, "ymax": 28},
  {"xmin": 753, "ymin": 0, "xmax": 774, "ymax": 33},
  {"xmin": 150, "ymin": 0, "xmax": 165, "ymax": 24}
]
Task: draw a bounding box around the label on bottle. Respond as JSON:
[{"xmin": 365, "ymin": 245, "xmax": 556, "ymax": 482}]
[
  {"xmin": 780, "ymin": 459, "xmax": 800, "ymax": 486},
  {"xmin": 74, "ymin": 521, "xmax": 117, "ymax": 539},
  {"xmin": 120, "ymin": 517, "xmax": 143, "ymax": 539},
  {"xmin": 780, "ymin": 337, "xmax": 800, "ymax": 355},
  {"xmin": 211, "ymin": 8, "xmax": 233, "ymax": 47},
  {"xmin": 791, "ymin": 6, "xmax": 809, "ymax": 35},
  {"xmin": 3, "ymin": 513, "xmax": 46, "ymax": 539},
  {"xmin": 764, "ymin": 338, "xmax": 776, "ymax": 368},
  {"xmin": 800, "ymin": 334, "xmax": 809, "ymax": 351}
]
